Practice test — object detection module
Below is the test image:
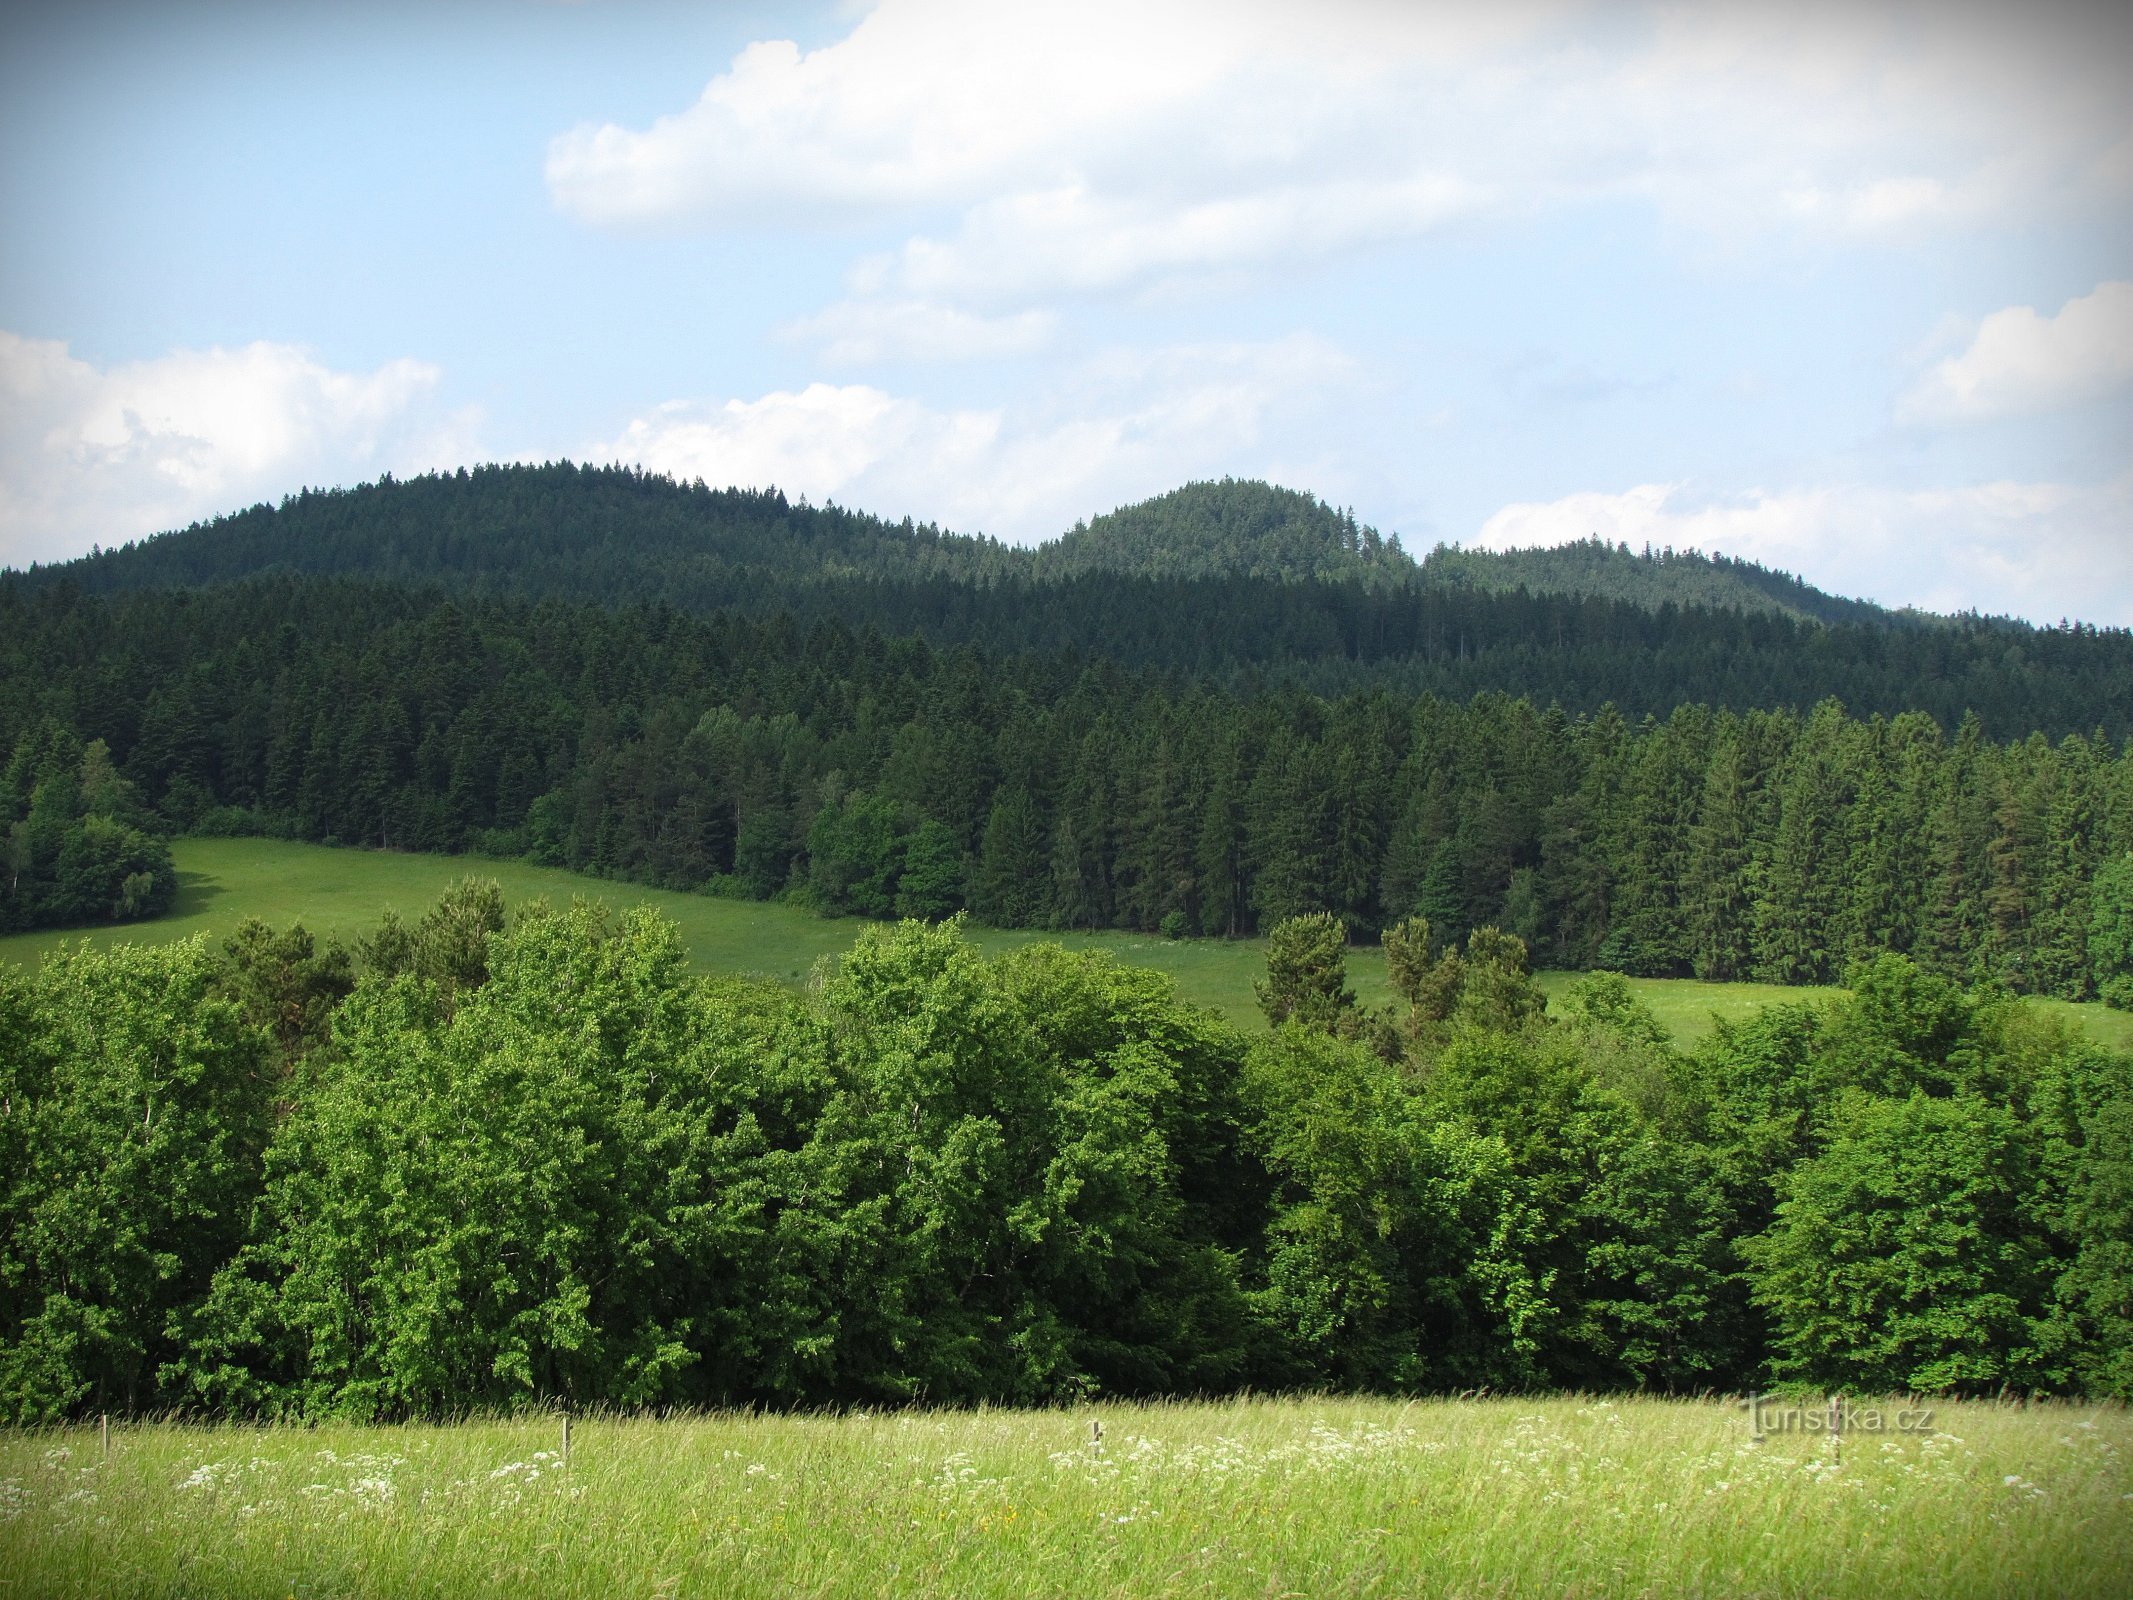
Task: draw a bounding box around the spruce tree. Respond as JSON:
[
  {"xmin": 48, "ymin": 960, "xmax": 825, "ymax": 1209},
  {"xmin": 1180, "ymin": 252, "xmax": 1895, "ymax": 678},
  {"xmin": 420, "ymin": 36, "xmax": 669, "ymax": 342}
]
[
  {"xmin": 972, "ymin": 786, "xmax": 1049, "ymax": 926},
  {"xmin": 1684, "ymin": 726, "xmax": 1752, "ymax": 980}
]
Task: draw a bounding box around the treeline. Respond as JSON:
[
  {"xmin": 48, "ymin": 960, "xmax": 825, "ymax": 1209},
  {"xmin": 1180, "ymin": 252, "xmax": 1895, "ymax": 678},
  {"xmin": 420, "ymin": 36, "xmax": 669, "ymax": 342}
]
[
  {"xmin": 13, "ymin": 465, "xmax": 2131, "ymax": 733},
  {"xmin": 2, "ymin": 579, "xmax": 2129, "ymax": 999},
  {"xmin": 2, "ymin": 889, "xmax": 2127, "ymax": 1421}
]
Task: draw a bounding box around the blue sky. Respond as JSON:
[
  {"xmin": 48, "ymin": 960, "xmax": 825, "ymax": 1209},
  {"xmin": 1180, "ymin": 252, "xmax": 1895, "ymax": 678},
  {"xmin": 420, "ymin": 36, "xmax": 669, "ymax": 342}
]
[{"xmin": 3, "ymin": 0, "xmax": 2128, "ymax": 622}]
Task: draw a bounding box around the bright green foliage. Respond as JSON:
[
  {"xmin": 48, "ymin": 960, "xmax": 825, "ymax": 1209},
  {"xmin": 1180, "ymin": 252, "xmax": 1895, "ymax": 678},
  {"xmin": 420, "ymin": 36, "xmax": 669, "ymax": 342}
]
[
  {"xmin": 1745, "ymin": 1091, "xmax": 2055, "ymax": 1392},
  {"xmin": 1241, "ymin": 1025, "xmax": 1547, "ymax": 1390},
  {"xmin": 1555, "ymin": 971, "xmax": 1672, "ymax": 1050},
  {"xmin": 0, "ymin": 939, "xmax": 270, "ymax": 1420},
  {"xmin": 1454, "ymin": 928, "xmax": 1547, "ymax": 1033},
  {"xmin": 2032, "ymin": 1040, "xmax": 2133, "ymax": 1397},
  {"xmin": 186, "ymin": 900, "xmax": 822, "ymax": 1418},
  {"xmin": 6, "ymin": 884, "xmax": 2132, "ymax": 1419},
  {"xmin": 1420, "ymin": 1026, "xmax": 1745, "ymax": 1390},
  {"xmin": 801, "ymin": 921, "xmax": 1255, "ymax": 1403},
  {"xmin": 1686, "ymin": 953, "xmax": 2133, "ymax": 1394},
  {"xmin": 2093, "ymin": 853, "xmax": 2133, "ymax": 1009}
]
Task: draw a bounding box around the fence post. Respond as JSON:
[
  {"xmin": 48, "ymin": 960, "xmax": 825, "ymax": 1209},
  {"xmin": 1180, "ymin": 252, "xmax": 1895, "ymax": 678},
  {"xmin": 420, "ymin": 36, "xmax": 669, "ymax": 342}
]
[
  {"xmin": 100, "ymin": 1414, "xmax": 108, "ymax": 1464},
  {"xmin": 562, "ymin": 1412, "xmax": 572, "ymax": 1471}
]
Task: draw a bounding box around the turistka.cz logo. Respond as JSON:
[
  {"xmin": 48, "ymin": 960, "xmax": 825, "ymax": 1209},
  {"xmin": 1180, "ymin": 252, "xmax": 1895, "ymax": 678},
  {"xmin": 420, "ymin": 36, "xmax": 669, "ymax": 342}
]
[{"xmin": 1743, "ymin": 1394, "xmax": 1933, "ymax": 1441}]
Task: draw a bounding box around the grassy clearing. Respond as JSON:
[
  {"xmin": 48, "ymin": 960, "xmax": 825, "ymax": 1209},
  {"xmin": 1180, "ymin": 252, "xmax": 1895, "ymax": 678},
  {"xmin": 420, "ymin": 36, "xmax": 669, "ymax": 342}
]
[
  {"xmin": 2, "ymin": 837, "xmax": 2127, "ymax": 1051},
  {"xmin": 2, "ymin": 1397, "xmax": 2125, "ymax": 1598}
]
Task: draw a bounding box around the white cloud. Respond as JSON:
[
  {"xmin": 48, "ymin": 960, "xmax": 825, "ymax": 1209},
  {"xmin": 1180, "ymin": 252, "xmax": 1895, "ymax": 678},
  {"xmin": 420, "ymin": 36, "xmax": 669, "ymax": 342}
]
[
  {"xmin": 781, "ymin": 298, "xmax": 1056, "ymax": 364},
  {"xmin": 547, "ymin": 0, "xmax": 2132, "ymax": 314},
  {"xmin": 1898, "ymin": 280, "xmax": 2133, "ymax": 425},
  {"xmin": 587, "ymin": 334, "xmax": 1353, "ymax": 541},
  {"xmin": 0, "ymin": 332, "xmax": 477, "ymax": 568},
  {"xmin": 884, "ymin": 175, "xmax": 1485, "ymax": 307},
  {"xmin": 1473, "ymin": 475, "xmax": 2133, "ymax": 626}
]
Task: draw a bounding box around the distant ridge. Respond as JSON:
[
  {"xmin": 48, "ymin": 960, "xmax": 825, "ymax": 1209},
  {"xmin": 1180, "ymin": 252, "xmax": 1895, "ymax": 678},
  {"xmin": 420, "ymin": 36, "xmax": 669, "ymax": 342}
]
[
  {"xmin": 7, "ymin": 461, "xmax": 2128, "ymax": 741},
  {"xmin": 11, "ymin": 461, "xmax": 1939, "ymax": 628},
  {"xmin": 1422, "ymin": 538, "xmax": 1900, "ymax": 628}
]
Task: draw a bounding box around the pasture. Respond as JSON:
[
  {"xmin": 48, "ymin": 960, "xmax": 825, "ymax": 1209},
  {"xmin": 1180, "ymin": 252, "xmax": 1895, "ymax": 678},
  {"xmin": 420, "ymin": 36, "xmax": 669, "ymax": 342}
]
[
  {"xmin": 3, "ymin": 1396, "xmax": 2126, "ymax": 1598},
  {"xmin": 2, "ymin": 837, "xmax": 2128, "ymax": 1051}
]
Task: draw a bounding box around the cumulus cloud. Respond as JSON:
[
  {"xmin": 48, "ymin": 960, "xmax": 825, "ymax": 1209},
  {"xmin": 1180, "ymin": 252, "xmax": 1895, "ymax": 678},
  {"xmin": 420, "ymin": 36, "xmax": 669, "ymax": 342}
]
[
  {"xmin": 781, "ymin": 298, "xmax": 1056, "ymax": 364},
  {"xmin": 548, "ymin": 0, "xmax": 2131, "ymax": 317},
  {"xmin": 1898, "ymin": 280, "xmax": 2133, "ymax": 425},
  {"xmin": 1472, "ymin": 475, "xmax": 2133, "ymax": 626},
  {"xmin": 586, "ymin": 334, "xmax": 1353, "ymax": 541},
  {"xmin": 0, "ymin": 331, "xmax": 476, "ymax": 568}
]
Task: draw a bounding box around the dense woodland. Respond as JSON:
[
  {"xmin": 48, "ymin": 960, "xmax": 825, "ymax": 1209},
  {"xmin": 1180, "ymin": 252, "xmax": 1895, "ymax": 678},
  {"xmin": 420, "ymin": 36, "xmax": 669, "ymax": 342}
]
[
  {"xmin": 2, "ymin": 889, "xmax": 2127, "ymax": 1420},
  {"xmin": 2, "ymin": 576, "xmax": 2129, "ymax": 1001},
  {"xmin": 5, "ymin": 466, "xmax": 2132, "ymax": 1422},
  {"xmin": 5, "ymin": 466, "xmax": 2131, "ymax": 1000},
  {"xmin": 1, "ymin": 731, "xmax": 175, "ymax": 934},
  {"xmin": 17, "ymin": 467, "xmax": 2129, "ymax": 728}
]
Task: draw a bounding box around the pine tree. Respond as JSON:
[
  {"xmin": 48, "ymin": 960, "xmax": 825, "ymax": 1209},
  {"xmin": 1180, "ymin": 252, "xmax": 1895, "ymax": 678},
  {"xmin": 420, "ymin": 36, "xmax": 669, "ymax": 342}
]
[
  {"xmin": 1751, "ymin": 703, "xmax": 1853, "ymax": 985},
  {"xmin": 1247, "ymin": 733, "xmax": 1334, "ymax": 927},
  {"xmin": 1843, "ymin": 724, "xmax": 1906, "ymax": 967},
  {"xmin": 1193, "ymin": 739, "xmax": 1247, "ymax": 937},
  {"xmin": 1916, "ymin": 719, "xmax": 1992, "ymax": 981},
  {"xmin": 972, "ymin": 786, "xmax": 1048, "ymax": 926},
  {"xmin": 1684, "ymin": 726, "xmax": 1752, "ymax": 980},
  {"xmin": 2031, "ymin": 736, "xmax": 2099, "ymax": 998}
]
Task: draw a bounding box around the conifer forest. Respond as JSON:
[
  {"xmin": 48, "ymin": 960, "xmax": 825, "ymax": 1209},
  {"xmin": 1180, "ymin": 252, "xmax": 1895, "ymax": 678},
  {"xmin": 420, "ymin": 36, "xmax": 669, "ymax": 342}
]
[{"xmin": 3, "ymin": 469, "xmax": 2131, "ymax": 1425}]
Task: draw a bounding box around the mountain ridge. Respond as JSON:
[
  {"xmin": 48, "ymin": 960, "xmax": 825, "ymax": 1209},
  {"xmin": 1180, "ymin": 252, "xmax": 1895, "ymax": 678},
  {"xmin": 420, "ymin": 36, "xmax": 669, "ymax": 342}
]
[{"xmin": 9, "ymin": 462, "xmax": 1967, "ymax": 630}]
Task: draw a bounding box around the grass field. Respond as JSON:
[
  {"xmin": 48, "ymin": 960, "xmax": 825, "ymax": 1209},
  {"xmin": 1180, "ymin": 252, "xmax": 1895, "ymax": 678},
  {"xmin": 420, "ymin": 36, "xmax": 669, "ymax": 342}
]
[
  {"xmin": 3, "ymin": 1397, "xmax": 2126, "ymax": 1598},
  {"xmin": 3, "ymin": 837, "xmax": 2129, "ymax": 1052}
]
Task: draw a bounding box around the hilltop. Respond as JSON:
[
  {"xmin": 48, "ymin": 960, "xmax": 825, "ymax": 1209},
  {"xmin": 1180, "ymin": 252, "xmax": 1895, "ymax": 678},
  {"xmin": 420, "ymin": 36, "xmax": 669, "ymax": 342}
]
[
  {"xmin": 1035, "ymin": 480, "xmax": 1412, "ymax": 586},
  {"xmin": 19, "ymin": 463, "xmax": 1908, "ymax": 628}
]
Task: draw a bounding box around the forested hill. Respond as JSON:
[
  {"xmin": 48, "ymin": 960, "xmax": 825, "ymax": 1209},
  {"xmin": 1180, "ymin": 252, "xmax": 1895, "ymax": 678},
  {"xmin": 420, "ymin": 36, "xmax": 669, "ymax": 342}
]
[
  {"xmin": 1421, "ymin": 538, "xmax": 1897, "ymax": 627},
  {"xmin": 1033, "ymin": 479, "xmax": 1412, "ymax": 585},
  {"xmin": 5, "ymin": 577, "xmax": 2131, "ymax": 1002},
  {"xmin": 21, "ymin": 461, "xmax": 1895, "ymax": 626},
  {"xmin": 19, "ymin": 465, "xmax": 1023, "ymax": 600},
  {"xmin": 16, "ymin": 469, "xmax": 1423, "ymax": 595}
]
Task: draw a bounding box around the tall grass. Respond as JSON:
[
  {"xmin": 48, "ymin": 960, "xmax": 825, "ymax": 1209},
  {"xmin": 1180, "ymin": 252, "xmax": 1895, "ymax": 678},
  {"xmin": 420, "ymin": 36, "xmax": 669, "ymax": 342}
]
[{"xmin": 4, "ymin": 1396, "xmax": 2126, "ymax": 1597}]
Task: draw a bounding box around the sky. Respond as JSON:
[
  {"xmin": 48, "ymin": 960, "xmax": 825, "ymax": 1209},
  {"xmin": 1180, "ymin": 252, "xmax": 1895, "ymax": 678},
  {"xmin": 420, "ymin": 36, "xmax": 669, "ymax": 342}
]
[{"xmin": 2, "ymin": 0, "xmax": 2129, "ymax": 623}]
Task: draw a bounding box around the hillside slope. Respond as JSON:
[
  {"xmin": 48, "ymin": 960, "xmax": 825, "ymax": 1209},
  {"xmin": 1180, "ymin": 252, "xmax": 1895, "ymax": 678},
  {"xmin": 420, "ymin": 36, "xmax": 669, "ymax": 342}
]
[
  {"xmin": 20, "ymin": 464, "xmax": 1020, "ymax": 602},
  {"xmin": 21, "ymin": 462, "xmax": 1905, "ymax": 627},
  {"xmin": 1423, "ymin": 538, "xmax": 1898, "ymax": 627},
  {"xmin": 1036, "ymin": 479, "xmax": 1413, "ymax": 586}
]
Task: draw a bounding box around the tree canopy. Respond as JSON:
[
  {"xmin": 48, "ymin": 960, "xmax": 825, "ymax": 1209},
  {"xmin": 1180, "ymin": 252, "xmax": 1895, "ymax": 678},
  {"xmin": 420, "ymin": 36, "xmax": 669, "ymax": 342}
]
[{"xmin": 4, "ymin": 889, "xmax": 2127, "ymax": 1421}]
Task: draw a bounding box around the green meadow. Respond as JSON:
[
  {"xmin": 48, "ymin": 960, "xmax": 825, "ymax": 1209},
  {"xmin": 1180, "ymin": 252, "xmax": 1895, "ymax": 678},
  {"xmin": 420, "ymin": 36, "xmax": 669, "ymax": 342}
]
[
  {"xmin": 2, "ymin": 836, "xmax": 2128, "ymax": 1051},
  {"xmin": 4, "ymin": 1396, "xmax": 2127, "ymax": 1599}
]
